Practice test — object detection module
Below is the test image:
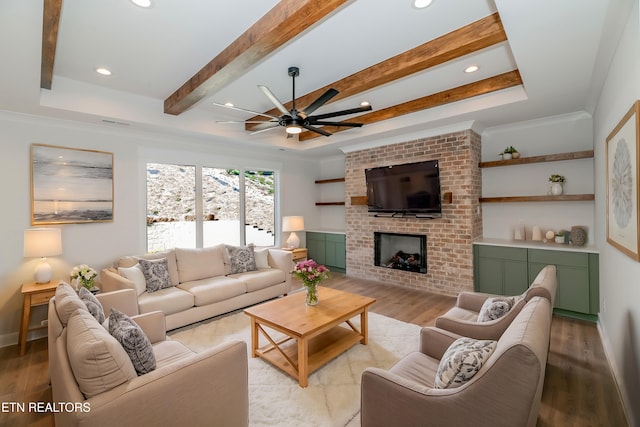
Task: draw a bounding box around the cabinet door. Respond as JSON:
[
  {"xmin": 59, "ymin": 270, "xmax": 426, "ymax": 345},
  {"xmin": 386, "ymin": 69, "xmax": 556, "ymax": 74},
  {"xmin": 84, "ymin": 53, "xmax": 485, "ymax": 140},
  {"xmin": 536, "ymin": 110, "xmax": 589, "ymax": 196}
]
[
  {"xmin": 325, "ymin": 234, "xmax": 346, "ymax": 271},
  {"xmin": 306, "ymin": 232, "xmax": 326, "ymax": 265},
  {"xmin": 474, "ymin": 245, "xmax": 528, "ymax": 295}
]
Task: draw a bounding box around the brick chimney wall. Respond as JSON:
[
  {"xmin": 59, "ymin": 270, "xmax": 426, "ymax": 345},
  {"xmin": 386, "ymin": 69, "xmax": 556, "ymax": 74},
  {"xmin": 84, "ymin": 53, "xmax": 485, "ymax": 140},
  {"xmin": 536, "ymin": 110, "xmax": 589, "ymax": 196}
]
[{"xmin": 344, "ymin": 129, "xmax": 482, "ymax": 296}]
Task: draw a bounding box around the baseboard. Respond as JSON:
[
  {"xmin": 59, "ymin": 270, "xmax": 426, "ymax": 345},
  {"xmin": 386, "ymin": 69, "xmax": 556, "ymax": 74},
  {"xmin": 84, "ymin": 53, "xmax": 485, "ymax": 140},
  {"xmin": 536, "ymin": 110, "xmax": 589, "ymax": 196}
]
[
  {"xmin": 0, "ymin": 329, "xmax": 48, "ymax": 349},
  {"xmin": 597, "ymin": 317, "xmax": 635, "ymax": 427}
]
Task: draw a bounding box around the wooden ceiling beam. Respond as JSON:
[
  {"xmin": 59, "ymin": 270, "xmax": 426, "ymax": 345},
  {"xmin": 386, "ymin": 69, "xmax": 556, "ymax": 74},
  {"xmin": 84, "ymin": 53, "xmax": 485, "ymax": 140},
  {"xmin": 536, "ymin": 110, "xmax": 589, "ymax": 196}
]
[
  {"xmin": 298, "ymin": 70, "xmax": 523, "ymax": 141},
  {"xmin": 246, "ymin": 12, "xmax": 507, "ymax": 130},
  {"xmin": 163, "ymin": 0, "xmax": 349, "ymax": 115},
  {"xmin": 41, "ymin": 0, "xmax": 63, "ymax": 89}
]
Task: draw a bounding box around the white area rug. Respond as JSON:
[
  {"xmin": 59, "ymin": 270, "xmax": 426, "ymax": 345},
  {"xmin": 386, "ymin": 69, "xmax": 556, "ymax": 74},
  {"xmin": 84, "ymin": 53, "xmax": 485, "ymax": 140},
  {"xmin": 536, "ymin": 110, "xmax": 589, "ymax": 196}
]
[{"xmin": 168, "ymin": 311, "xmax": 420, "ymax": 427}]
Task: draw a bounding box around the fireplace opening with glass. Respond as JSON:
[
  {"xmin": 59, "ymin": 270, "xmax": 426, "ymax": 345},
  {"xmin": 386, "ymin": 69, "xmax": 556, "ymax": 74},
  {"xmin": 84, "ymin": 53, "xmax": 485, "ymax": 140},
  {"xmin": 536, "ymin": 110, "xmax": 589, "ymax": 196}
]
[{"xmin": 374, "ymin": 232, "xmax": 427, "ymax": 274}]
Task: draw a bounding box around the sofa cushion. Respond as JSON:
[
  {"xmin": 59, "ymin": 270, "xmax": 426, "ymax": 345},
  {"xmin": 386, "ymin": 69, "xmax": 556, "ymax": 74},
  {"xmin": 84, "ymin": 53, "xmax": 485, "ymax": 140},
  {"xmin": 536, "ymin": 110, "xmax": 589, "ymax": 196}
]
[
  {"xmin": 118, "ymin": 264, "xmax": 147, "ymax": 296},
  {"xmin": 477, "ymin": 297, "xmax": 516, "ymax": 322},
  {"xmin": 175, "ymin": 245, "xmax": 226, "ymax": 283},
  {"xmin": 137, "ymin": 286, "xmax": 195, "ymax": 315},
  {"xmin": 254, "ymin": 248, "xmax": 271, "ymax": 269},
  {"xmin": 434, "ymin": 337, "xmax": 497, "ymax": 389},
  {"xmin": 55, "ymin": 282, "xmax": 87, "ymax": 326},
  {"xmin": 139, "ymin": 257, "xmax": 173, "ymax": 293},
  {"xmin": 178, "ymin": 276, "xmax": 246, "ymax": 306},
  {"xmin": 78, "ymin": 287, "xmax": 105, "ymax": 324},
  {"xmin": 229, "ymin": 269, "xmax": 286, "ymax": 293},
  {"xmin": 153, "ymin": 339, "xmax": 196, "ymax": 368},
  {"xmin": 117, "ymin": 249, "xmax": 180, "ymax": 287},
  {"xmin": 109, "ymin": 309, "xmax": 156, "ymax": 375},
  {"xmin": 66, "ymin": 309, "xmax": 137, "ymax": 398},
  {"xmin": 226, "ymin": 245, "xmax": 257, "ymax": 274}
]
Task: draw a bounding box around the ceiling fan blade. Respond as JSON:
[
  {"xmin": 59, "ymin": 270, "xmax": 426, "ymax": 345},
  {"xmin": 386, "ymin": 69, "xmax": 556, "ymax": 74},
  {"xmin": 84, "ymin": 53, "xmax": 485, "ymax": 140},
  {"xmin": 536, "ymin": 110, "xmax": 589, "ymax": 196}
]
[
  {"xmin": 309, "ymin": 104, "xmax": 372, "ymax": 120},
  {"xmin": 258, "ymin": 85, "xmax": 290, "ymax": 116},
  {"xmin": 216, "ymin": 120, "xmax": 276, "ymax": 124},
  {"xmin": 309, "ymin": 121, "xmax": 364, "ymax": 127},
  {"xmin": 250, "ymin": 124, "xmax": 281, "ymax": 135},
  {"xmin": 302, "ymin": 124, "xmax": 332, "ymax": 137},
  {"xmin": 213, "ymin": 102, "xmax": 280, "ymax": 120},
  {"xmin": 300, "ymin": 88, "xmax": 339, "ymax": 118}
]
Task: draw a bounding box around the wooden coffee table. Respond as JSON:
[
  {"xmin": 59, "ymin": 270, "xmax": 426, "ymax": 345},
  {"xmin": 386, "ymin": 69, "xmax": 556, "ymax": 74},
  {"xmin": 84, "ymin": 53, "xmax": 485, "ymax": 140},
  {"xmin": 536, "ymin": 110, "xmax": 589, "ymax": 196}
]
[{"xmin": 244, "ymin": 286, "xmax": 376, "ymax": 387}]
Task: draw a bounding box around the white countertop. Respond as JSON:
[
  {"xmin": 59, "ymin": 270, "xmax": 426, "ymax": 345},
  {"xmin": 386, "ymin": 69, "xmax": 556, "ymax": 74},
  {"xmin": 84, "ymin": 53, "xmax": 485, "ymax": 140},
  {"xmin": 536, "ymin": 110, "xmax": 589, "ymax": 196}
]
[{"xmin": 474, "ymin": 237, "xmax": 599, "ymax": 254}]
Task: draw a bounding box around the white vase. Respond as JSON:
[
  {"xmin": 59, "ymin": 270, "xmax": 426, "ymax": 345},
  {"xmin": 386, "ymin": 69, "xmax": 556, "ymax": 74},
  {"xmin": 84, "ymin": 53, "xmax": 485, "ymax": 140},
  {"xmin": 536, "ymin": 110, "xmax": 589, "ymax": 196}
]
[
  {"xmin": 550, "ymin": 182, "xmax": 563, "ymax": 195},
  {"xmin": 503, "ymin": 153, "xmax": 512, "ymax": 160}
]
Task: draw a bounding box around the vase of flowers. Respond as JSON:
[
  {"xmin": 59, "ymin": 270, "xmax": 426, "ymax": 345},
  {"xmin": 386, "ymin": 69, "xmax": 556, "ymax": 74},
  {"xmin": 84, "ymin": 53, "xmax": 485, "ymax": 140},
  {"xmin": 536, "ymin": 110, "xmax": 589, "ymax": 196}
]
[
  {"xmin": 291, "ymin": 259, "xmax": 330, "ymax": 306},
  {"xmin": 70, "ymin": 264, "xmax": 98, "ymax": 290},
  {"xmin": 548, "ymin": 174, "xmax": 565, "ymax": 195}
]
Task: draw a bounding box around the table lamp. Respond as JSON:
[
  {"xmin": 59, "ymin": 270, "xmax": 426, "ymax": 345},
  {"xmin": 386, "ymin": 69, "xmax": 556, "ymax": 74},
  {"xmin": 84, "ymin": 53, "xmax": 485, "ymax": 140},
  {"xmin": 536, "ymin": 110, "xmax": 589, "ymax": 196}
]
[
  {"xmin": 282, "ymin": 216, "xmax": 304, "ymax": 249},
  {"xmin": 24, "ymin": 228, "xmax": 62, "ymax": 283}
]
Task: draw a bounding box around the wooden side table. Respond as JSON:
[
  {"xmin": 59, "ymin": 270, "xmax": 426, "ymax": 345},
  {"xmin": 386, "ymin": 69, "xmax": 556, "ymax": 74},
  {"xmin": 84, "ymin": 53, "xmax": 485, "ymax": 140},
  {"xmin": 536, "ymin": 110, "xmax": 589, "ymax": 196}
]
[
  {"xmin": 19, "ymin": 280, "xmax": 61, "ymax": 355},
  {"xmin": 291, "ymin": 248, "xmax": 308, "ymax": 262}
]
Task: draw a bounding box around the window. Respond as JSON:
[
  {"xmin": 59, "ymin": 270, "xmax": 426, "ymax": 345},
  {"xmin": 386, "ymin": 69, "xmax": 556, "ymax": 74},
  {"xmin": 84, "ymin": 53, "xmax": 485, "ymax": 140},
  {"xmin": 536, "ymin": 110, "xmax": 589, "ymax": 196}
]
[{"xmin": 147, "ymin": 164, "xmax": 276, "ymax": 251}]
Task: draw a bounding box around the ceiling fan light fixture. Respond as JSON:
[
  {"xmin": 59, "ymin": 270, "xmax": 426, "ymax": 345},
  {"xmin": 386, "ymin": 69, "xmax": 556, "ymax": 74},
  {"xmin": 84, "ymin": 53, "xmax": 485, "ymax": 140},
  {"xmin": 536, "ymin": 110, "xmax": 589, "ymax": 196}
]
[{"xmin": 286, "ymin": 124, "xmax": 302, "ymax": 135}]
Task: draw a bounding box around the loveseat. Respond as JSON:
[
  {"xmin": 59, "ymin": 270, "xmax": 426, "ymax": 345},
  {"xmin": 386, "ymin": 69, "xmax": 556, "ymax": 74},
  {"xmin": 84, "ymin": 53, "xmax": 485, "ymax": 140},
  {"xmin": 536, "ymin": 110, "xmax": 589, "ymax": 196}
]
[
  {"xmin": 48, "ymin": 282, "xmax": 248, "ymax": 427},
  {"xmin": 99, "ymin": 245, "xmax": 292, "ymax": 330},
  {"xmin": 361, "ymin": 296, "xmax": 553, "ymax": 427}
]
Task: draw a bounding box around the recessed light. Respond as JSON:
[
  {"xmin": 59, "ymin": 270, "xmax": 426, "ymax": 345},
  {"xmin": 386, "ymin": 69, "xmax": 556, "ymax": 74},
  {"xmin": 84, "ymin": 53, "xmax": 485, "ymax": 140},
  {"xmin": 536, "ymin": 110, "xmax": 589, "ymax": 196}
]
[
  {"xmin": 130, "ymin": 0, "xmax": 152, "ymax": 8},
  {"xmin": 224, "ymin": 102, "xmax": 234, "ymax": 107},
  {"xmin": 465, "ymin": 65, "xmax": 479, "ymax": 73},
  {"xmin": 96, "ymin": 68, "xmax": 112, "ymax": 76},
  {"xmin": 413, "ymin": 0, "xmax": 433, "ymax": 9},
  {"xmin": 360, "ymin": 101, "xmax": 370, "ymax": 107}
]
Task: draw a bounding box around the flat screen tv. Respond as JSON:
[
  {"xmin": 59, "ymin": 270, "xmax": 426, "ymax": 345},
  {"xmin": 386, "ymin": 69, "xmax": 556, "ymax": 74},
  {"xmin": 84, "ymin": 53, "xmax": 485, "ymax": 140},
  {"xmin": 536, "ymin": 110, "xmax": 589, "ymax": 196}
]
[{"xmin": 365, "ymin": 160, "xmax": 442, "ymax": 217}]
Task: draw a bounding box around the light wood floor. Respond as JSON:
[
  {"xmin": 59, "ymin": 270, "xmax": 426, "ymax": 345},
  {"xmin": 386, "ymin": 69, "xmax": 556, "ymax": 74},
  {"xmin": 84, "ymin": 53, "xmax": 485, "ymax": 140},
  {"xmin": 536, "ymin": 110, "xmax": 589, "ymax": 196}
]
[{"xmin": 0, "ymin": 274, "xmax": 629, "ymax": 426}]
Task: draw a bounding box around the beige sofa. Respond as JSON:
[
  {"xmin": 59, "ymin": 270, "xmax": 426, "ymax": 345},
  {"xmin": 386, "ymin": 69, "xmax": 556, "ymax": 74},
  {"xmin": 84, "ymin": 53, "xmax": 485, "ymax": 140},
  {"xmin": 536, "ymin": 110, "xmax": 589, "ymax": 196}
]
[
  {"xmin": 434, "ymin": 265, "xmax": 557, "ymax": 340},
  {"xmin": 100, "ymin": 245, "xmax": 292, "ymax": 330},
  {"xmin": 48, "ymin": 283, "xmax": 248, "ymax": 427},
  {"xmin": 361, "ymin": 296, "xmax": 553, "ymax": 427}
]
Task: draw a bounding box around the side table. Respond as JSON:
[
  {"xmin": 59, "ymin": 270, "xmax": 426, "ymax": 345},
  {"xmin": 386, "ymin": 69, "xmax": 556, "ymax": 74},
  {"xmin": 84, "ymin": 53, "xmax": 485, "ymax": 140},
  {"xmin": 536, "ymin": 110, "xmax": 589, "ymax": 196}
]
[
  {"xmin": 291, "ymin": 248, "xmax": 308, "ymax": 262},
  {"xmin": 19, "ymin": 280, "xmax": 61, "ymax": 355}
]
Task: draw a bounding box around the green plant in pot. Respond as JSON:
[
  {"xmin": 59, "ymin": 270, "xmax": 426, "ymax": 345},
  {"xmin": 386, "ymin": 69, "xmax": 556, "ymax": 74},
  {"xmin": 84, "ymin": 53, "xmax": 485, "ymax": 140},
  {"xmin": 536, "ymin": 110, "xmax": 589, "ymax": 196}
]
[{"xmin": 503, "ymin": 146, "xmax": 520, "ymax": 159}]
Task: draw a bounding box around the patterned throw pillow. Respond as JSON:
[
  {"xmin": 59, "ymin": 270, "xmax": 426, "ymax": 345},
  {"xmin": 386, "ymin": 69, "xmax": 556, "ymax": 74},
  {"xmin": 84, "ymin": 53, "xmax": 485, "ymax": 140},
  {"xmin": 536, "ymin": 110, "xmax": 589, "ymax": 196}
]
[
  {"xmin": 78, "ymin": 286, "xmax": 105, "ymax": 324},
  {"xmin": 138, "ymin": 257, "xmax": 173, "ymax": 293},
  {"xmin": 108, "ymin": 309, "xmax": 156, "ymax": 375},
  {"xmin": 226, "ymin": 245, "xmax": 257, "ymax": 274},
  {"xmin": 477, "ymin": 297, "xmax": 516, "ymax": 322},
  {"xmin": 434, "ymin": 337, "xmax": 497, "ymax": 389}
]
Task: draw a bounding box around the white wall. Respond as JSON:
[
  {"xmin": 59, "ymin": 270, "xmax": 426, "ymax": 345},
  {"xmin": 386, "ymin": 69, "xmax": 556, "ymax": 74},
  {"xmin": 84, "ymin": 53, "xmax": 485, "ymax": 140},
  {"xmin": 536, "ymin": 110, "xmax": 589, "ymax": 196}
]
[
  {"xmin": 0, "ymin": 112, "xmax": 318, "ymax": 347},
  {"xmin": 314, "ymin": 155, "xmax": 346, "ymax": 232},
  {"xmin": 593, "ymin": 0, "xmax": 640, "ymax": 423},
  {"xmin": 481, "ymin": 112, "xmax": 596, "ymax": 242}
]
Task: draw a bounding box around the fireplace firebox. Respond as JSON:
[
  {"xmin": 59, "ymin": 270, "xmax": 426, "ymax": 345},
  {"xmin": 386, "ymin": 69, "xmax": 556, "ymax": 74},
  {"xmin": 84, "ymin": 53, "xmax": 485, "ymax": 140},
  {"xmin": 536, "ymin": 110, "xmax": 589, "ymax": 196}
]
[{"xmin": 374, "ymin": 232, "xmax": 427, "ymax": 274}]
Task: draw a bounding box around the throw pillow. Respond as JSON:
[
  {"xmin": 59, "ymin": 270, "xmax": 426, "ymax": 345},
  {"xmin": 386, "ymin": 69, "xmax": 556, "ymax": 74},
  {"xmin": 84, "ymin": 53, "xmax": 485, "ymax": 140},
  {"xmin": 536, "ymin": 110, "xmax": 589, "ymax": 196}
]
[
  {"xmin": 477, "ymin": 297, "xmax": 516, "ymax": 322},
  {"xmin": 54, "ymin": 282, "xmax": 87, "ymax": 326},
  {"xmin": 254, "ymin": 248, "xmax": 271, "ymax": 269},
  {"xmin": 138, "ymin": 257, "xmax": 173, "ymax": 293},
  {"xmin": 434, "ymin": 337, "xmax": 497, "ymax": 389},
  {"xmin": 118, "ymin": 264, "xmax": 147, "ymax": 296},
  {"xmin": 78, "ymin": 287, "xmax": 105, "ymax": 324},
  {"xmin": 226, "ymin": 245, "xmax": 257, "ymax": 274},
  {"xmin": 108, "ymin": 309, "xmax": 156, "ymax": 375}
]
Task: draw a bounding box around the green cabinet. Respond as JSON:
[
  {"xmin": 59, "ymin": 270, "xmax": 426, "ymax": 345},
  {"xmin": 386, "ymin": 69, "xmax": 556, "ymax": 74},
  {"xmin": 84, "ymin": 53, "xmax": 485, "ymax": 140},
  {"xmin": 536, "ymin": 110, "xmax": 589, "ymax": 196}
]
[
  {"xmin": 474, "ymin": 244, "xmax": 599, "ymax": 321},
  {"xmin": 307, "ymin": 232, "xmax": 346, "ymax": 273}
]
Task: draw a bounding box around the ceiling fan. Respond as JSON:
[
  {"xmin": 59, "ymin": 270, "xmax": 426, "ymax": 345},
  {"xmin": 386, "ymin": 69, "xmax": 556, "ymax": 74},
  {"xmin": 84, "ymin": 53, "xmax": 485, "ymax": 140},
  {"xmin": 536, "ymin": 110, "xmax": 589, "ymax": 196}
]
[{"xmin": 214, "ymin": 66, "xmax": 372, "ymax": 137}]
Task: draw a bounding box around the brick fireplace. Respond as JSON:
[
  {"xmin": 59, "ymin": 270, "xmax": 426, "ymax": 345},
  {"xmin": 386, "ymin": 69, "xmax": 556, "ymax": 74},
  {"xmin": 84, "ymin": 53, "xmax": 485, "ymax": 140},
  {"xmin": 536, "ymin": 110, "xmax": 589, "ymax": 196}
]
[{"xmin": 344, "ymin": 129, "xmax": 482, "ymax": 296}]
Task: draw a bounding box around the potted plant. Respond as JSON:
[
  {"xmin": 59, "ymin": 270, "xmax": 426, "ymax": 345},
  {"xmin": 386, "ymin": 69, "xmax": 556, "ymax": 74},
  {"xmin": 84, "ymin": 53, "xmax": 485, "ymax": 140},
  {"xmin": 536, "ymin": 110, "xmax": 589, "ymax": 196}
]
[
  {"xmin": 548, "ymin": 174, "xmax": 565, "ymax": 195},
  {"xmin": 503, "ymin": 146, "xmax": 520, "ymax": 160}
]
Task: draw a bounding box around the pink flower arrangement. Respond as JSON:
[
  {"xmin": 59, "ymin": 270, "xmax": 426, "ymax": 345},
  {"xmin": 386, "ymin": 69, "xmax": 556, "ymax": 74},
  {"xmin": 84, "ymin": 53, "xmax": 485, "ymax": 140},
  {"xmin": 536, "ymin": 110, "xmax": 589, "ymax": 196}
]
[{"xmin": 291, "ymin": 259, "xmax": 330, "ymax": 287}]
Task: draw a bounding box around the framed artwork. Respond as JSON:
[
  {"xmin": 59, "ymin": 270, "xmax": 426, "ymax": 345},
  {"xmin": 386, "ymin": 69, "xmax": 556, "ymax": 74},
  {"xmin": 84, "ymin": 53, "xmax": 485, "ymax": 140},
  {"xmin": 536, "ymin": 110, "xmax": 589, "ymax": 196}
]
[
  {"xmin": 606, "ymin": 100, "xmax": 640, "ymax": 261},
  {"xmin": 31, "ymin": 144, "xmax": 114, "ymax": 225}
]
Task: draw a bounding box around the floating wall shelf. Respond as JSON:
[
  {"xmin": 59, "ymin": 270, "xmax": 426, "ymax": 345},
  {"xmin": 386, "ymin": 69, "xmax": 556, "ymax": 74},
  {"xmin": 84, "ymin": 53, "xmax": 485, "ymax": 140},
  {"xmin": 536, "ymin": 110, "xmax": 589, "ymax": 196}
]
[
  {"xmin": 480, "ymin": 194, "xmax": 595, "ymax": 203},
  {"xmin": 315, "ymin": 177, "xmax": 345, "ymax": 206},
  {"xmin": 479, "ymin": 150, "xmax": 594, "ymax": 168}
]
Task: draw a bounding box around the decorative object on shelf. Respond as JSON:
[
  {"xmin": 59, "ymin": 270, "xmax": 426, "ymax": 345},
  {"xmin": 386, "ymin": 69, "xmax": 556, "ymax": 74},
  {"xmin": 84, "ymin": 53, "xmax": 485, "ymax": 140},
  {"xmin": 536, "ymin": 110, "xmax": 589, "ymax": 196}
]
[
  {"xmin": 548, "ymin": 174, "xmax": 565, "ymax": 196},
  {"xmin": 291, "ymin": 259, "xmax": 330, "ymax": 306},
  {"xmin": 31, "ymin": 144, "xmax": 114, "ymax": 225},
  {"xmin": 531, "ymin": 225, "xmax": 543, "ymax": 241},
  {"xmin": 513, "ymin": 223, "xmax": 525, "ymax": 240},
  {"xmin": 23, "ymin": 227, "xmax": 62, "ymax": 283},
  {"xmin": 545, "ymin": 230, "xmax": 555, "ymax": 242},
  {"xmin": 606, "ymin": 100, "xmax": 640, "ymax": 261},
  {"xmin": 555, "ymin": 231, "xmax": 565, "ymax": 244},
  {"xmin": 282, "ymin": 216, "xmax": 305, "ymax": 249},
  {"xmin": 570, "ymin": 226, "xmax": 587, "ymax": 246},
  {"xmin": 70, "ymin": 264, "xmax": 98, "ymax": 290},
  {"xmin": 503, "ymin": 146, "xmax": 520, "ymax": 160}
]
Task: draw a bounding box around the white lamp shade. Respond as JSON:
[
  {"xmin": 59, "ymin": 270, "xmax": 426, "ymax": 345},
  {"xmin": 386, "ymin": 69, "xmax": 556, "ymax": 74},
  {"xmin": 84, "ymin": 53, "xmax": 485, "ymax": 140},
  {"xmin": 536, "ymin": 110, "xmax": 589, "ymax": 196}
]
[
  {"xmin": 24, "ymin": 228, "xmax": 62, "ymax": 257},
  {"xmin": 282, "ymin": 216, "xmax": 304, "ymax": 232}
]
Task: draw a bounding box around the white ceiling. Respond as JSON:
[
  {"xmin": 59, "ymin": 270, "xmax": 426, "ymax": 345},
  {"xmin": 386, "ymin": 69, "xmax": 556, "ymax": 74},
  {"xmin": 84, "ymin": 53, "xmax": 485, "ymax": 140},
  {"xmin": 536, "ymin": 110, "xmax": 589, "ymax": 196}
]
[{"xmin": 0, "ymin": 0, "xmax": 627, "ymax": 156}]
